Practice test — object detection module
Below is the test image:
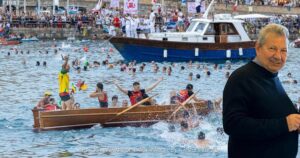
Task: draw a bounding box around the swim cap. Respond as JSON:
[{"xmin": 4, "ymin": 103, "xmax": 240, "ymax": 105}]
[
  {"xmin": 186, "ymin": 84, "xmax": 193, "ymax": 90},
  {"xmin": 198, "ymin": 131, "xmax": 205, "ymax": 140},
  {"xmin": 180, "ymin": 121, "xmax": 188, "ymax": 129},
  {"xmin": 168, "ymin": 124, "xmax": 176, "ymax": 132},
  {"xmin": 183, "ymin": 110, "xmax": 190, "ymax": 118},
  {"xmin": 44, "ymin": 91, "xmax": 52, "ymax": 96}
]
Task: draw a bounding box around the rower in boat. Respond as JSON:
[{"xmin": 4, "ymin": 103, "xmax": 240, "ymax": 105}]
[
  {"xmin": 114, "ymin": 77, "xmax": 163, "ymax": 105},
  {"xmin": 111, "ymin": 95, "xmax": 119, "ymax": 108},
  {"xmin": 44, "ymin": 98, "xmax": 60, "ymax": 111},
  {"xmin": 35, "ymin": 91, "xmax": 52, "ymax": 109},
  {"xmin": 173, "ymin": 84, "xmax": 222, "ymax": 111},
  {"xmin": 35, "ymin": 92, "xmax": 60, "ymax": 111},
  {"xmin": 89, "ymin": 82, "xmax": 108, "ymax": 108}
]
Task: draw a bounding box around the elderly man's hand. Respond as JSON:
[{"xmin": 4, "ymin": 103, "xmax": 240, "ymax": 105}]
[{"xmin": 286, "ymin": 114, "xmax": 300, "ymax": 132}]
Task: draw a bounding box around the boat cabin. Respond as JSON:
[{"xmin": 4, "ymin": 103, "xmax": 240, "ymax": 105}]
[{"xmin": 149, "ymin": 14, "xmax": 252, "ymax": 43}]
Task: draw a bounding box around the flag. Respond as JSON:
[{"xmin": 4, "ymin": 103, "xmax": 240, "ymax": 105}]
[
  {"xmin": 124, "ymin": 0, "xmax": 138, "ymax": 14},
  {"xmin": 233, "ymin": 1, "xmax": 238, "ymax": 12},
  {"xmin": 93, "ymin": 0, "xmax": 102, "ymax": 11}
]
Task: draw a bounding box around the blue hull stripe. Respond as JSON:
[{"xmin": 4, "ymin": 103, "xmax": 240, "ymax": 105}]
[{"xmin": 114, "ymin": 43, "xmax": 256, "ymax": 62}]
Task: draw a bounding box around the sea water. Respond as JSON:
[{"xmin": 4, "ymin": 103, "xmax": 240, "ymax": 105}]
[{"xmin": 0, "ymin": 41, "xmax": 299, "ymax": 157}]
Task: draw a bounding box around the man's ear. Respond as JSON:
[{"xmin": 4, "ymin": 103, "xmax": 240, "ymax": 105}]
[{"xmin": 255, "ymin": 42, "xmax": 261, "ymax": 55}]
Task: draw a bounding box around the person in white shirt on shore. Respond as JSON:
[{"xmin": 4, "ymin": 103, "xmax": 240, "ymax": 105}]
[
  {"xmin": 143, "ymin": 16, "xmax": 151, "ymax": 39},
  {"xmin": 129, "ymin": 15, "xmax": 137, "ymax": 38},
  {"xmin": 125, "ymin": 14, "xmax": 132, "ymax": 38},
  {"xmin": 149, "ymin": 10, "xmax": 156, "ymax": 33}
]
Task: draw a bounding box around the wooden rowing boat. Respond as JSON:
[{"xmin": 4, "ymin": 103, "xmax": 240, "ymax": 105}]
[
  {"xmin": 0, "ymin": 37, "xmax": 21, "ymax": 46},
  {"xmin": 32, "ymin": 102, "xmax": 209, "ymax": 131}
]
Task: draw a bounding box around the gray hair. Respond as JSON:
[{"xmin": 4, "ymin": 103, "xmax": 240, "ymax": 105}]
[{"xmin": 257, "ymin": 24, "xmax": 289, "ymax": 47}]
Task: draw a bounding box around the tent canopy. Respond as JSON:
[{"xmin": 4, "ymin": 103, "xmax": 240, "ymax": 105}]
[{"xmin": 234, "ymin": 14, "xmax": 272, "ymax": 19}]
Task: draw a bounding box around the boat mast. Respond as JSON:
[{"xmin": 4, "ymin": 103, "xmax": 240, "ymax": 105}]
[{"xmin": 202, "ymin": 0, "xmax": 214, "ymax": 19}]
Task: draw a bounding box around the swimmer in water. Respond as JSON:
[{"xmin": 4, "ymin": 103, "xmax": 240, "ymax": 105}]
[
  {"xmin": 188, "ymin": 72, "xmax": 193, "ymax": 81},
  {"xmin": 188, "ymin": 60, "xmax": 193, "ymax": 68},
  {"xmin": 167, "ymin": 66, "xmax": 172, "ymax": 76},
  {"xmin": 214, "ymin": 64, "xmax": 218, "ymax": 70},
  {"xmin": 194, "ymin": 131, "xmax": 210, "ymax": 148},
  {"xmin": 206, "ymin": 71, "xmax": 211, "ymax": 76},
  {"xmin": 162, "ymin": 66, "xmax": 167, "ymax": 74},
  {"xmin": 168, "ymin": 124, "xmax": 176, "ymax": 132},
  {"xmin": 122, "ymin": 100, "xmax": 128, "ymax": 107},
  {"xmin": 225, "ymin": 72, "xmax": 230, "ymax": 79},
  {"xmin": 181, "ymin": 66, "xmax": 185, "ymax": 71}
]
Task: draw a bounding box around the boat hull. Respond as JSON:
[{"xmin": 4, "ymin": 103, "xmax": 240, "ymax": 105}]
[
  {"xmin": 0, "ymin": 38, "xmax": 21, "ymax": 45},
  {"xmin": 32, "ymin": 103, "xmax": 209, "ymax": 131},
  {"xmin": 110, "ymin": 37, "xmax": 256, "ymax": 62}
]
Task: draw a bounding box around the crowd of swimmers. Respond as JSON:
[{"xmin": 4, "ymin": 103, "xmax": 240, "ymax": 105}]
[{"xmin": 2, "ymin": 46, "xmax": 299, "ymax": 86}]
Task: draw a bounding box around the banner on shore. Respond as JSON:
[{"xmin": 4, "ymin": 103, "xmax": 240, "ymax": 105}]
[
  {"xmin": 187, "ymin": 2, "xmax": 196, "ymax": 13},
  {"xmin": 110, "ymin": 0, "xmax": 119, "ymax": 8},
  {"xmin": 54, "ymin": 0, "xmax": 59, "ymax": 6},
  {"xmin": 124, "ymin": 0, "xmax": 138, "ymax": 14}
]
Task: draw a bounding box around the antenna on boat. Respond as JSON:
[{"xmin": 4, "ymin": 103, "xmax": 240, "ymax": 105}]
[{"xmin": 202, "ymin": 0, "xmax": 215, "ymax": 19}]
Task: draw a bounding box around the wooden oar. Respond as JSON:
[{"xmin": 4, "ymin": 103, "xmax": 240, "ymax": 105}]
[
  {"xmin": 167, "ymin": 89, "xmax": 200, "ymax": 120},
  {"xmin": 103, "ymin": 94, "xmax": 159, "ymax": 124}
]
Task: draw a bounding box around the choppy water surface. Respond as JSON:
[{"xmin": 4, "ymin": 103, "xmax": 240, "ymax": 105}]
[{"xmin": 0, "ymin": 40, "xmax": 299, "ymax": 157}]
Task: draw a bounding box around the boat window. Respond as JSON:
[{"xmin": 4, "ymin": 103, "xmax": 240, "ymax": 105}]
[
  {"xmin": 220, "ymin": 23, "xmax": 238, "ymax": 35},
  {"xmin": 195, "ymin": 23, "xmax": 206, "ymax": 33},
  {"xmin": 242, "ymin": 22, "xmax": 255, "ymax": 34},
  {"xmin": 204, "ymin": 24, "xmax": 215, "ymax": 35},
  {"xmin": 186, "ymin": 21, "xmax": 198, "ymax": 32}
]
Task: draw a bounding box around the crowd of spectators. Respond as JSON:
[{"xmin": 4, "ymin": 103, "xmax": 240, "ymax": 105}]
[{"xmin": 0, "ymin": 3, "xmax": 299, "ymax": 39}]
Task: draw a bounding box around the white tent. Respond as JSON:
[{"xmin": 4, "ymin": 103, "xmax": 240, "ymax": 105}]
[{"xmin": 234, "ymin": 14, "xmax": 272, "ymax": 19}]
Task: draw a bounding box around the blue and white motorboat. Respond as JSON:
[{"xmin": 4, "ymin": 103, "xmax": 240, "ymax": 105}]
[{"xmin": 110, "ymin": 1, "xmax": 256, "ymax": 62}]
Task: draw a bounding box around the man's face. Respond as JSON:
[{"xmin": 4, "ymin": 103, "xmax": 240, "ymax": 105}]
[
  {"xmin": 255, "ymin": 33, "xmax": 287, "ymax": 73},
  {"xmin": 45, "ymin": 95, "xmax": 51, "ymax": 99},
  {"xmin": 122, "ymin": 100, "xmax": 128, "ymax": 107},
  {"xmin": 133, "ymin": 84, "xmax": 140, "ymax": 91},
  {"xmin": 112, "ymin": 99, "xmax": 118, "ymax": 104},
  {"xmin": 65, "ymin": 64, "xmax": 70, "ymax": 72}
]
